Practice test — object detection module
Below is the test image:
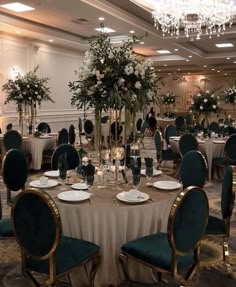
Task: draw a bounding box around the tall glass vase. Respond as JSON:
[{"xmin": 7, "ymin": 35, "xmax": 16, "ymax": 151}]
[
  {"xmin": 94, "ymin": 107, "xmax": 102, "ymax": 163},
  {"xmin": 18, "ymin": 105, "xmax": 24, "ymax": 134}
]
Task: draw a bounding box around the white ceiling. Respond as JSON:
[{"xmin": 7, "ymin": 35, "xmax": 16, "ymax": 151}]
[{"xmin": 0, "ymin": 0, "xmax": 236, "ymax": 76}]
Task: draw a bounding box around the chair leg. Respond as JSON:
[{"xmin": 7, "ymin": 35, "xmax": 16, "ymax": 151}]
[
  {"xmin": 223, "ymin": 240, "xmax": 235, "ymax": 278},
  {"xmin": 90, "ymin": 253, "xmax": 100, "ymax": 287},
  {"xmin": 119, "ymin": 252, "xmax": 130, "ymax": 284}
]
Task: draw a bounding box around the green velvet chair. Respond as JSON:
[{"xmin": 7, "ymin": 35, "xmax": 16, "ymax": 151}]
[
  {"xmin": 119, "ymin": 186, "xmax": 209, "ymax": 286},
  {"xmin": 180, "ymin": 150, "xmax": 207, "ymax": 189},
  {"xmin": 11, "ymin": 188, "xmax": 100, "ymax": 287},
  {"xmin": 0, "ymin": 193, "xmax": 14, "ymax": 237},
  {"xmin": 2, "ymin": 149, "xmax": 28, "ymax": 207},
  {"xmin": 51, "ymin": 144, "xmax": 80, "ymax": 170},
  {"xmin": 165, "ymin": 125, "xmax": 177, "ymax": 146},
  {"xmin": 37, "ymin": 122, "xmax": 51, "ymax": 133},
  {"xmin": 69, "ymin": 124, "xmax": 76, "ymax": 145},
  {"xmin": 209, "ymin": 121, "xmax": 220, "ymax": 134},
  {"xmin": 179, "ymin": 133, "xmax": 199, "ymax": 157},
  {"xmin": 57, "ymin": 128, "xmax": 69, "ymax": 146},
  {"xmin": 154, "ymin": 130, "xmax": 180, "ymax": 169},
  {"xmin": 175, "ymin": 116, "xmax": 185, "ymax": 134},
  {"xmin": 205, "ymin": 165, "xmax": 236, "ymax": 277}
]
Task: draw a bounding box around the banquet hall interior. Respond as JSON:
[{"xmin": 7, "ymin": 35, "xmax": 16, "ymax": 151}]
[{"xmin": 0, "ymin": 1, "xmax": 236, "ymax": 287}]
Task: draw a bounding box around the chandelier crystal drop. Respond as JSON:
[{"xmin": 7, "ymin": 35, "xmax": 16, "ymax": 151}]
[{"xmin": 130, "ymin": 0, "xmax": 236, "ymax": 40}]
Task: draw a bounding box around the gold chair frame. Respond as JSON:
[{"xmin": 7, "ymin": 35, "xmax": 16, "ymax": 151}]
[
  {"xmin": 119, "ymin": 186, "xmax": 209, "ymax": 286},
  {"xmin": 11, "ymin": 188, "xmax": 100, "ymax": 287}
]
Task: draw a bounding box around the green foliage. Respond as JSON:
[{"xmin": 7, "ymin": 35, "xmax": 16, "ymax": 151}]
[
  {"xmin": 224, "ymin": 85, "xmax": 236, "ymax": 104},
  {"xmin": 2, "ymin": 66, "xmax": 54, "ymax": 111},
  {"xmin": 69, "ymin": 33, "xmax": 159, "ymax": 113}
]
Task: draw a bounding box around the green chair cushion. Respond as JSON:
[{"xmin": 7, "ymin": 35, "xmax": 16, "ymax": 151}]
[
  {"xmin": 121, "ymin": 232, "xmax": 194, "ymax": 272},
  {"xmin": 0, "ymin": 218, "xmax": 14, "ymax": 237},
  {"xmin": 205, "ymin": 216, "xmax": 226, "ymax": 235},
  {"xmin": 26, "ymin": 236, "xmax": 99, "ymax": 275}
]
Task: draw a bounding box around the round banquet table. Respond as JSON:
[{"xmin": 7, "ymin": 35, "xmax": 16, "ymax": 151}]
[
  {"xmin": 44, "ymin": 172, "xmax": 180, "ymax": 287},
  {"xmin": 156, "ymin": 117, "xmax": 175, "ymax": 132},
  {"xmin": 169, "ymin": 138, "xmax": 225, "ymax": 180}
]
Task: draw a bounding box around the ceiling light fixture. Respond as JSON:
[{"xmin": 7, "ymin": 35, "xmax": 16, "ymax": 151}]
[
  {"xmin": 129, "ymin": 0, "xmax": 236, "ymax": 40},
  {"xmin": 49, "ymin": 39, "xmax": 53, "ymax": 42},
  {"xmin": 156, "ymin": 50, "xmax": 171, "ymax": 54},
  {"xmin": 140, "ymin": 41, "xmax": 145, "ymax": 44},
  {"xmin": 98, "ymin": 17, "xmax": 105, "ymax": 21},
  {"xmin": 95, "ymin": 27, "xmax": 115, "ymax": 33},
  {"xmin": 216, "ymin": 43, "xmax": 234, "ymax": 48},
  {"xmin": 129, "ymin": 30, "xmax": 135, "ymax": 33},
  {"xmin": 1, "ymin": 2, "xmax": 34, "ymax": 12}
]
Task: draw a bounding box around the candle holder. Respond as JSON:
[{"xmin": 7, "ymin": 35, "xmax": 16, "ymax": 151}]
[{"xmin": 107, "ymin": 147, "xmax": 125, "ymax": 185}]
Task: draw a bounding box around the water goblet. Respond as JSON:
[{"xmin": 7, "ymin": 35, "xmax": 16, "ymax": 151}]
[
  {"xmin": 59, "ymin": 168, "xmax": 67, "ymax": 190},
  {"xmin": 145, "ymin": 166, "xmax": 153, "ymax": 186},
  {"xmin": 132, "ymin": 173, "xmax": 141, "ymax": 190},
  {"xmin": 86, "ymin": 174, "xmax": 94, "ymax": 195}
]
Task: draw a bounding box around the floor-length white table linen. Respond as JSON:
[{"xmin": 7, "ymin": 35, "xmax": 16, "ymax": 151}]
[{"xmin": 46, "ymin": 173, "xmax": 179, "ymax": 287}]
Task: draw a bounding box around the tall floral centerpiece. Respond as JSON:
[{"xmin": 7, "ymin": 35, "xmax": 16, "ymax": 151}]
[
  {"xmin": 3, "ymin": 66, "xmax": 53, "ymax": 133},
  {"xmin": 189, "ymin": 89, "xmax": 221, "ymax": 128},
  {"xmin": 224, "ymin": 85, "xmax": 236, "ymax": 119},
  {"xmin": 161, "ymin": 92, "xmax": 176, "ymax": 117},
  {"xmin": 69, "ymin": 32, "xmax": 158, "ymax": 150}
]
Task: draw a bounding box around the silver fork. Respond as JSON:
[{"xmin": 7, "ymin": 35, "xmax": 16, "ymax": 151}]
[{"xmin": 113, "ymin": 196, "xmax": 119, "ymax": 206}]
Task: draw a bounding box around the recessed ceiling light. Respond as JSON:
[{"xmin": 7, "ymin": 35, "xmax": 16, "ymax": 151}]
[
  {"xmin": 95, "ymin": 27, "xmax": 115, "ymax": 33},
  {"xmin": 217, "ymin": 70, "xmax": 220, "ymax": 72},
  {"xmin": 177, "ymin": 68, "xmax": 181, "ymax": 71},
  {"xmin": 188, "ymin": 72, "xmax": 191, "ymax": 74},
  {"xmin": 168, "ymin": 73, "xmax": 171, "ymax": 75},
  {"xmin": 215, "ymin": 43, "xmax": 234, "ymax": 48},
  {"xmin": 158, "ymin": 69, "xmax": 162, "ymax": 72},
  {"xmin": 156, "ymin": 50, "xmax": 171, "ymax": 54},
  {"xmin": 203, "ymin": 65, "xmax": 207, "ymax": 68},
  {"xmin": 174, "ymin": 48, "xmax": 179, "ymax": 51},
  {"xmin": 189, "ymin": 55, "xmax": 192, "ymax": 58},
  {"xmin": 98, "ymin": 17, "xmax": 104, "ymax": 21},
  {"xmin": 234, "ymin": 61, "xmax": 236, "ymax": 63},
  {"xmin": 49, "ymin": 39, "xmax": 53, "ymax": 42},
  {"xmin": 140, "ymin": 41, "xmax": 144, "ymax": 44},
  {"xmin": 186, "ymin": 59, "xmax": 190, "ymax": 62},
  {"xmin": 16, "ymin": 31, "xmax": 21, "ymax": 34},
  {"xmin": 212, "ymin": 68, "xmax": 215, "ymax": 71},
  {"xmin": 129, "ymin": 30, "xmax": 135, "ymax": 34},
  {"xmin": 164, "ymin": 64, "xmax": 167, "ymax": 67},
  {"xmin": 226, "ymin": 57, "xmax": 230, "ymax": 60},
  {"xmin": 1, "ymin": 2, "xmax": 35, "ymax": 12},
  {"xmin": 224, "ymin": 73, "xmax": 228, "ymax": 75}
]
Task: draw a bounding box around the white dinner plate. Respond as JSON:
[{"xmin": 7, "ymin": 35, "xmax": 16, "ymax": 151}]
[
  {"xmin": 44, "ymin": 170, "xmax": 59, "ymax": 177},
  {"xmin": 48, "ymin": 133, "xmax": 58, "ymax": 136},
  {"xmin": 71, "ymin": 183, "xmax": 88, "ymax": 190},
  {"xmin": 141, "ymin": 169, "xmax": 162, "ymax": 176},
  {"xmin": 29, "ymin": 179, "xmax": 58, "ymax": 188},
  {"xmin": 152, "ymin": 181, "xmax": 182, "ymax": 190},
  {"xmin": 169, "ymin": 136, "xmax": 180, "ymax": 140},
  {"xmin": 22, "ymin": 136, "xmax": 29, "ymax": 140},
  {"xmin": 40, "ymin": 135, "xmax": 52, "ymax": 139},
  {"xmin": 213, "ymin": 140, "xmax": 225, "ymax": 144},
  {"xmin": 197, "ymin": 140, "xmax": 205, "ymax": 143},
  {"xmin": 116, "ymin": 190, "xmax": 149, "ymax": 203},
  {"xmin": 57, "ymin": 190, "xmax": 90, "ymax": 203}
]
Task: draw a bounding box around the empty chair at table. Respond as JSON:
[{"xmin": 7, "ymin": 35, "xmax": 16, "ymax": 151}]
[
  {"xmin": 119, "ymin": 186, "xmax": 209, "ymax": 286},
  {"xmin": 69, "ymin": 124, "xmax": 76, "ymax": 145},
  {"xmin": 57, "ymin": 128, "xmax": 69, "ymax": 146},
  {"xmin": 148, "ymin": 116, "xmax": 157, "ymax": 136},
  {"xmin": 2, "ymin": 149, "xmax": 28, "ymax": 206},
  {"xmin": 51, "ymin": 143, "xmax": 80, "ymax": 170},
  {"xmin": 204, "ymin": 165, "xmax": 236, "ymax": 277},
  {"xmin": 180, "ymin": 150, "xmax": 207, "ymax": 189},
  {"xmin": 136, "ymin": 118, "xmax": 143, "ymax": 133},
  {"xmin": 37, "ymin": 122, "xmax": 51, "ymax": 133},
  {"xmin": 175, "ymin": 116, "xmax": 185, "ymax": 134},
  {"xmin": 209, "ymin": 121, "xmax": 220, "ymax": 134},
  {"xmin": 164, "ymin": 125, "xmax": 177, "ymax": 147},
  {"xmin": 178, "ymin": 133, "xmax": 199, "ymax": 157},
  {"xmin": 11, "ymin": 188, "xmax": 100, "ymax": 287}
]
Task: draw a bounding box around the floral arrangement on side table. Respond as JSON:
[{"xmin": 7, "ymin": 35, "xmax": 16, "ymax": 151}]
[
  {"xmin": 224, "ymin": 85, "xmax": 236, "ymax": 119},
  {"xmin": 189, "ymin": 89, "xmax": 222, "ymax": 127},
  {"xmin": 161, "ymin": 92, "xmax": 176, "ymax": 105},
  {"xmin": 2, "ymin": 65, "xmax": 54, "ymax": 133}
]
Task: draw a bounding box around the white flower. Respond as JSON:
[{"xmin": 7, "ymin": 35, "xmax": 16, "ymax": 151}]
[
  {"xmin": 28, "ymin": 97, "xmax": 32, "ymax": 100},
  {"xmin": 124, "ymin": 65, "xmax": 133, "ymax": 75},
  {"xmin": 35, "ymin": 84, "xmax": 38, "ymax": 88},
  {"xmin": 212, "ymin": 105, "xmax": 216, "ymax": 109},
  {"xmin": 134, "ymin": 71, "xmax": 139, "ymax": 76},
  {"xmin": 204, "ymin": 99, "xmax": 208, "ymax": 103},
  {"xmin": 197, "ymin": 93, "xmax": 201, "ymax": 97},
  {"xmin": 135, "ymin": 81, "xmax": 142, "ymax": 89},
  {"xmin": 206, "ymin": 90, "xmax": 210, "ymax": 93},
  {"xmin": 35, "ymin": 91, "xmax": 38, "ymax": 94},
  {"xmin": 118, "ymin": 78, "xmax": 125, "ymax": 86},
  {"xmin": 97, "ymin": 80, "xmax": 102, "ymax": 85},
  {"xmin": 16, "ymin": 85, "xmax": 20, "ymax": 91},
  {"xmin": 191, "ymin": 101, "xmax": 194, "ymax": 105},
  {"xmin": 27, "ymin": 85, "xmax": 30, "ymax": 88},
  {"xmin": 108, "ymin": 52, "xmax": 114, "ymax": 59},
  {"xmin": 37, "ymin": 95, "xmax": 41, "ymax": 100},
  {"xmin": 200, "ymin": 106, "xmax": 203, "ymax": 110},
  {"xmin": 135, "ymin": 63, "xmax": 142, "ymax": 72},
  {"xmin": 211, "ymin": 94, "xmax": 215, "ymax": 98}
]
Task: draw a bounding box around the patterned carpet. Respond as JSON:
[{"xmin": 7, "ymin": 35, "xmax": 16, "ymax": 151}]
[{"xmin": 0, "ymin": 137, "xmax": 236, "ymax": 287}]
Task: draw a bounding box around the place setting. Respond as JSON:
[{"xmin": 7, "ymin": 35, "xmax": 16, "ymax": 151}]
[{"xmin": 29, "ymin": 176, "xmax": 59, "ymax": 189}]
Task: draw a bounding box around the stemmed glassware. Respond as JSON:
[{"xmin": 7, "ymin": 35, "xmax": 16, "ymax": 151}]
[
  {"xmin": 144, "ymin": 157, "xmax": 153, "ymax": 186},
  {"xmin": 58, "ymin": 153, "xmax": 68, "ymax": 190}
]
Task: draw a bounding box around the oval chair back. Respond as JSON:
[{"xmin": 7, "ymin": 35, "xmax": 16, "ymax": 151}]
[
  {"xmin": 69, "ymin": 124, "xmax": 76, "ymax": 145},
  {"xmin": 148, "ymin": 116, "xmax": 157, "ymax": 129},
  {"xmin": 185, "ymin": 114, "xmax": 192, "ymax": 126},
  {"xmin": 57, "ymin": 128, "xmax": 68, "ymax": 146},
  {"xmin": 175, "ymin": 116, "xmax": 185, "ymax": 130},
  {"xmin": 168, "ymin": 186, "xmax": 209, "ymax": 254},
  {"xmin": 180, "ymin": 150, "xmax": 207, "ymax": 189},
  {"xmin": 6, "ymin": 123, "xmax": 13, "ymax": 131},
  {"xmin": 2, "ymin": 149, "xmax": 27, "ymax": 206},
  {"xmin": 154, "ymin": 130, "xmax": 162, "ymax": 154},
  {"xmin": 84, "ymin": 119, "xmax": 94, "ymax": 136},
  {"xmin": 179, "ymin": 134, "xmax": 198, "ymax": 157},
  {"xmin": 136, "ymin": 118, "xmax": 143, "ymax": 132},
  {"xmin": 221, "ymin": 166, "xmax": 236, "ymax": 221},
  {"xmin": 3, "ymin": 130, "xmax": 22, "ymax": 151},
  {"xmin": 224, "ymin": 126, "xmax": 236, "ymax": 136},
  {"xmin": 12, "ymin": 188, "xmax": 61, "ymax": 260},
  {"xmin": 209, "ymin": 121, "xmax": 220, "ymax": 134},
  {"xmin": 165, "ymin": 125, "xmax": 177, "ymax": 145},
  {"xmin": 101, "ymin": 116, "xmax": 109, "ymax": 124},
  {"xmin": 37, "ymin": 122, "xmax": 51, "ymax": 133},
  {"xmin": 51, "ymin": 144, "xmax": 80, "ymax": 170},
  {"xmin": 225, "ymin": 134, "xmax": 236, "ymax": 161},
  {"xmin": 111, "ymin": 122, "xmax": 123, "ymax": 137}
]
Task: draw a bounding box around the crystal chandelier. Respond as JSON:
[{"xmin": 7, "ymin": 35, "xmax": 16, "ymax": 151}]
[{"xmin": 129, "ymin": 0, "xmax": 236, "ymax": 40}]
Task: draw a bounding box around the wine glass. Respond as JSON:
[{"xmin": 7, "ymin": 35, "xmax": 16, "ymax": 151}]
[
  {"xmin": 85, "ymin": 174, "xmax": 94, "ymax": 195},
  {"xmin": 145, "ymin": 166, "xmax": 153, "ymax": 186},
  {"xmin": 59, "ymin": 168, "xmax": 67, "ymax": 190},
  {"xmin": 132, "ymin": 173, "xmax": 141, "ymax": 190}
]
